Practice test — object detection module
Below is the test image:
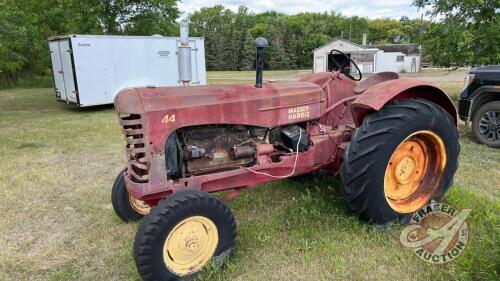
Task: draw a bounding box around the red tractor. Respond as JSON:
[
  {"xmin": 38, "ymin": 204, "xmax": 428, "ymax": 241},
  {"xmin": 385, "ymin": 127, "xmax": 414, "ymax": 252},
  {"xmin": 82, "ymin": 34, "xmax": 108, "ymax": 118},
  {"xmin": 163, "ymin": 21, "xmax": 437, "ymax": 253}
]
[{"xmin": 111, "ymin": 38, "xmax": 459, "ymax": 281}]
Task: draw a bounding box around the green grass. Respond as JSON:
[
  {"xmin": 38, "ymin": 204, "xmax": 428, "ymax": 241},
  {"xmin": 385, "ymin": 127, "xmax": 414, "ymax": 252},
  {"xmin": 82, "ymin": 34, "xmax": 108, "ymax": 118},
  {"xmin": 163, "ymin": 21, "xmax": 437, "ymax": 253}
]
[{"xmin": 0, "ymin": 70, "xmax": 498, "ymax": 281}]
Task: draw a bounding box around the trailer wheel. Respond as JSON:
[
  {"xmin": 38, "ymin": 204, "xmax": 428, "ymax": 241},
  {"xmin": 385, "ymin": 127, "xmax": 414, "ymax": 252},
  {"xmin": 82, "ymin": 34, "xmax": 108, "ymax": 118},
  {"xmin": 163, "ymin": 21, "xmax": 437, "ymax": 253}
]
[
  {"xmin": 134, "ymin": 190, "xmax": 236, "ymax": 281},
  {"xmin": 111, "ymin": 169, "xmax": 150, "ymax": 222},
  {"xmin": 341, "ymin": 99, "xmax": 459, "ymax": 225}
]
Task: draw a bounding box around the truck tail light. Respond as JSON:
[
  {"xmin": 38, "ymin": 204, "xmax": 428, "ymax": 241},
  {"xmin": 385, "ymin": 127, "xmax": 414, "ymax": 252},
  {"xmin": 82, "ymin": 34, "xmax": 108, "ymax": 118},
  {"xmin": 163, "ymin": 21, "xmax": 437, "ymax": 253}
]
[{"xmin": 119, "ymin": 114, "xmax": 149, "ymax": 183}]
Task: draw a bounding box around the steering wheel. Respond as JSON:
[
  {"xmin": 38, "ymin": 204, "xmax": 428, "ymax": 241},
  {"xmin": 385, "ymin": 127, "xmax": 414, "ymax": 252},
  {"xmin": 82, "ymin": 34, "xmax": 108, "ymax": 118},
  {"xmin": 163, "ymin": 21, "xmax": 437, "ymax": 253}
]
[{"xmin": 329, "ymin": 49, "xmax": 362, "ymax": 81}]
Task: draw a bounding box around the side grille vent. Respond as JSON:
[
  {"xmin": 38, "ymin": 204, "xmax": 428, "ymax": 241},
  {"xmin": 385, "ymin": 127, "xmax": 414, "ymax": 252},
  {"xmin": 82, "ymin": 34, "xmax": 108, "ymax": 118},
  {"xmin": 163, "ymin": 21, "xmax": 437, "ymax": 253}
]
[{"xmin": 119, "ymin": 114, "xmax": 149, "ymax": 183}]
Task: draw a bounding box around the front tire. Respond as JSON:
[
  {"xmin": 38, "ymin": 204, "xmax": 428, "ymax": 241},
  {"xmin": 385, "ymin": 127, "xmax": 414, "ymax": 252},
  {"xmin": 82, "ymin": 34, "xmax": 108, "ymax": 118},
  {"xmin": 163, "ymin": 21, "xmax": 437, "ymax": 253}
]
[
  {"xmin": 471, "ymin": 101, "xmax": 500, "ymax": 148},
  {"xmin": 134, "ymin": 190, "xmax": 237, "ymax": 281},
  {"xmin": 111, "ymin": 169, "xmax": 150, "ymax": 222},
  {"xmin": 340, "ymin": 99, "xmax": 459, "ymax": 224}
]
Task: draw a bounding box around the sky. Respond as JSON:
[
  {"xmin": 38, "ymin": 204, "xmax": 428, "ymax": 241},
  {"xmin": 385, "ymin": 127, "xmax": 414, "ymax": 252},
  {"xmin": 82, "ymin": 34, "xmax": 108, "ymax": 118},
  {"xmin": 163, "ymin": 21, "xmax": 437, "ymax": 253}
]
[{"xmin": 177, "ymin": 0, "xmax": 427, "ymax": 19}]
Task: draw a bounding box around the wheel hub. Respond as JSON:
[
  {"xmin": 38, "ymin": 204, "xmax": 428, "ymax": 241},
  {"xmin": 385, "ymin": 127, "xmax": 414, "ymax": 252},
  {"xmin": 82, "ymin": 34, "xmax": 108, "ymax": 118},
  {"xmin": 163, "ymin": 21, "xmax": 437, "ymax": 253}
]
[
  {"xmin": 479, "ymin": 110, "xmax": 500, "ymax": 140},
  {"xmin": 395, "ymin": 155, "xmax": 417, "ymax": 183},
  {"xmin": 128, "ymin": 195, "xmax": 151, "ymax": 215},
  {"xmin": 384, "ymin": 131, "xmax": 447, "ymax": 213},
  {"xmin": 163, "ymin": 216, "xmax": 218, "ymax": 276}
]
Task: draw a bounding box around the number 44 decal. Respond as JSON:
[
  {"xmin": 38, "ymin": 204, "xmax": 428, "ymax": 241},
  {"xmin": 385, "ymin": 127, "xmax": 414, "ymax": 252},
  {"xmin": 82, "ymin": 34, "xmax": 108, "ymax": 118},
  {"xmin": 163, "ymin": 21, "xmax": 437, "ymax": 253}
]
[{"xmin": 161, "ymin": 114, "xmax": 176, "ymax": 123}]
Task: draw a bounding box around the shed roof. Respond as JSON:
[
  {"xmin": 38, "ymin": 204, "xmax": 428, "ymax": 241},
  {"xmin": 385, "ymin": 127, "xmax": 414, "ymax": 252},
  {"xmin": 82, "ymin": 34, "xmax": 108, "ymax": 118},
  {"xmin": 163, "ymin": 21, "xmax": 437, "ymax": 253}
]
[
  {"xmin": 311, "ymin": 38, "xmax": 364, "ymax": 53},
  {"xmin": 363, "ymin": 44, "xmax": 421, "ymax": 55},
  {"xmin": 312, "ymin": 38, "xmax": 421, "ymax": 56}
]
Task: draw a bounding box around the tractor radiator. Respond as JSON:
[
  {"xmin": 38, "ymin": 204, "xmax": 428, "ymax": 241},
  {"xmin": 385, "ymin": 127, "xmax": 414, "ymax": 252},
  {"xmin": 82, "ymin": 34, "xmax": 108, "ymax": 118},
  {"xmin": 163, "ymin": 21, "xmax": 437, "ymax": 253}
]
[{"xmin": 119, "ymin": 114, "xmax": 149, "ymax": 183}]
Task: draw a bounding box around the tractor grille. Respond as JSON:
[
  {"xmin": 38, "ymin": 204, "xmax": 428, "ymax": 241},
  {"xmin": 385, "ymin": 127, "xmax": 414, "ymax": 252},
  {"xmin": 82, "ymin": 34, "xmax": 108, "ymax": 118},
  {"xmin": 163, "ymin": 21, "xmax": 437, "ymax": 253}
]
[{"xmin": 119, "ymin": 113, "xmax": 149, "ymax": 183}]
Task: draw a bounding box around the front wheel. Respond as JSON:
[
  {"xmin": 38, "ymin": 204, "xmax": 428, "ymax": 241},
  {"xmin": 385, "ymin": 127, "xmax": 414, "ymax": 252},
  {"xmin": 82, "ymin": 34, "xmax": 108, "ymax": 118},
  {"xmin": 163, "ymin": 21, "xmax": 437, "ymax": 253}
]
[
  {"xmin": 472, "ymin": 101, "xmax": 500, "ymax": 148},
  {"xmin": 341, "ymin": 99, "xmax": 460, "ymax": 224},
  {"xmin": 111, "ymin": 169, "xmax": 150, "ymax": 222},
  {"xmin": 134, "ymin": 190, "xmax": 237, "ymax": 281}
]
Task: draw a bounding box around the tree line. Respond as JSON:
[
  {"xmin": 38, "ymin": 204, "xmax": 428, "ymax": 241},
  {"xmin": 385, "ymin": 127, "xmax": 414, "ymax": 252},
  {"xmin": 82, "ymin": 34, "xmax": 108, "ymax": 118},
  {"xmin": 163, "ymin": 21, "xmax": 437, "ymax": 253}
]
[
  {"xmin": 188, "ymin": 6, "xmax": 425, "ymax": 71},
  {"xmin": 0, "ymin": 0, "xmax": 498, "ymax": 87}
]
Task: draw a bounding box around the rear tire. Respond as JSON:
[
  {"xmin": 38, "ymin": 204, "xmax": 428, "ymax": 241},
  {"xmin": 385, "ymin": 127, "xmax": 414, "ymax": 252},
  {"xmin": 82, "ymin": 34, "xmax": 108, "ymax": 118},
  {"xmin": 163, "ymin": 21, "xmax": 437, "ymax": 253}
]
[
  {"xmin": 134, "ymin": 190, "xmax": 237, "ymax": 281},
  {"xmin": 111, "ymin": 169, "xmax": 150, "ymax": 222},
  {"xmin": 471, "ymin": 101, "xmax": 500, "ymax": 148},
  {"xmin": 340, "ymin": 99, "xmax": 459, "ymax": 225}
]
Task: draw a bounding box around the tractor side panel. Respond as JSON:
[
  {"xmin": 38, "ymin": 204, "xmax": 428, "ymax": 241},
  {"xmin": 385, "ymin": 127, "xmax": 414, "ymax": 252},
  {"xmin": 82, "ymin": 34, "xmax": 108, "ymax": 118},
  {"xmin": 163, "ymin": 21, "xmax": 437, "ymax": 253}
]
[
  {"xmin": 350, "ymin": 79, "xmax": 457, "ymax": 127},
  {"xmin": 300, "ymin": 72, "xmax": 358, "ymax": 126}
]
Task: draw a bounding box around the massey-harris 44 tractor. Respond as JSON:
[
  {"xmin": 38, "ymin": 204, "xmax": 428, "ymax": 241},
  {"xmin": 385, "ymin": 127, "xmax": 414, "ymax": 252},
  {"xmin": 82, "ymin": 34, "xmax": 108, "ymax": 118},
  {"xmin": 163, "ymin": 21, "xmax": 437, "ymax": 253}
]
[{"xmin": 111, "ymin": 38, "xmax": 459, "ymax": 281}]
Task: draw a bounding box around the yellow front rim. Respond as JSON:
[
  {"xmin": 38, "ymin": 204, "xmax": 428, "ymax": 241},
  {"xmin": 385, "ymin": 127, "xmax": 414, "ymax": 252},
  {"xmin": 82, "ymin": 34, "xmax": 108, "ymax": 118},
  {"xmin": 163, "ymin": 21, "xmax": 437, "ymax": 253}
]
[
  {"xmin": 384, "ymin": 130, "xmax": 447, "ymax": 213},
  {"xmin": 128, "ymin": 195, "xmax": 151, "ymax": 216},
  {"xmin": 163, "ymin": 216, "xmax": 218, "ymax": 276}
]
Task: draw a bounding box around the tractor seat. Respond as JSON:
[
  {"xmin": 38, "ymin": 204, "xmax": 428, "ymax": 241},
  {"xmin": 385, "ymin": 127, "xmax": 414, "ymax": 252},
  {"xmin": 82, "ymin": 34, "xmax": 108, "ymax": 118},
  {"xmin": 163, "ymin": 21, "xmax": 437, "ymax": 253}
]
[{"xmin": 353, "ymin": 72, "xmax": 400, "ymax": 94}]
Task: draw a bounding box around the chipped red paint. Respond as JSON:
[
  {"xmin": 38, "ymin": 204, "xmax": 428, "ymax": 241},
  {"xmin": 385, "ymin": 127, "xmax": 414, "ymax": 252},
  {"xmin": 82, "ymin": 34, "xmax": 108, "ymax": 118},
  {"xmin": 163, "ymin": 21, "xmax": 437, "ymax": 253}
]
[
  {"xmin": 351, "ymin": 78, "xmax": 457, "ymax": 126},
  {"xmin": 114, "ymin": 72, "xmax": 457, "ymax": 205}
]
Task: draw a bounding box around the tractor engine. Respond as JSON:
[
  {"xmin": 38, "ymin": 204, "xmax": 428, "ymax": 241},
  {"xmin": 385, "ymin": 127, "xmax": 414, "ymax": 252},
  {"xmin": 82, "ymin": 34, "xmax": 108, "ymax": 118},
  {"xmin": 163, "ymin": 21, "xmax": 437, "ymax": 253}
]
[{"xmin": 166, "ymin": 124, "xmax": 309, "ymax": 179}]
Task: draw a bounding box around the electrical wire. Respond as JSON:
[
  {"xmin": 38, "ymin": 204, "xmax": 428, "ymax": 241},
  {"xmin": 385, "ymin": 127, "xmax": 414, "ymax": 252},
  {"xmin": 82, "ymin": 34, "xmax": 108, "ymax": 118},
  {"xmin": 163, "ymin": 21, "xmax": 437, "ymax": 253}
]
[{"xmin": 244, "ymin": 131, "xmax": 302, "ymax": 179}]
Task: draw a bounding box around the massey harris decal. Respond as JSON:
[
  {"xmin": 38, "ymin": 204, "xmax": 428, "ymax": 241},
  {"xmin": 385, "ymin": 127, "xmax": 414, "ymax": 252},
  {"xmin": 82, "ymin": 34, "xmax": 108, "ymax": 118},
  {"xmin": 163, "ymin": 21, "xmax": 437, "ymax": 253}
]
[
  {"xmin": 276, "ymin": 103, "xmax": 321, "ymax": 124},
  {"xmin": 288, "ymin": 106, "xmax": 311, "ymax": 120}
]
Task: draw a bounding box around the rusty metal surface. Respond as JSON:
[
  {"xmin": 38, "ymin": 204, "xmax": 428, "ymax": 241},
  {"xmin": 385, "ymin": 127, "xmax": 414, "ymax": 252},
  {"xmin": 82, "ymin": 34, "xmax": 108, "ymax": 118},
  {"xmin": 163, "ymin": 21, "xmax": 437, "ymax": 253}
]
[
  {"xmin": 182, "ymin": 125, "xmax": 255, "ymax": 176},
  {"xmin": 119, "ymin": 113, "xmax": 150, "ymax": 183},
  {"xmin": 114, "ymin": 72, "xmax": 455, "ymax": 204},
  {"xmin": 124, "ymin": 124, "xmax": 345, "ymax": 202},
  {"xmin": 351, "ymin": 78, "xmax": 458, "ymax": 126},
  {"xmin": 353, "ymin": 72, "xmax": 400, "ymax": 94}
]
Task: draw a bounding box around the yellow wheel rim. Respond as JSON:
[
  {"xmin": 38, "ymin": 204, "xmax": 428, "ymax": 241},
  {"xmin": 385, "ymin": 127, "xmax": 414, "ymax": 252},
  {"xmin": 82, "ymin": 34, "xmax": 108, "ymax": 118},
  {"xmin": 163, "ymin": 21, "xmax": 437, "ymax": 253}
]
[
  {"xmin": 128, "ymin": 195, "xmax": 151, "ymax": 216},
  {"xmin": 384, "ymin": 130, "xmax": 447, "ymax": 213},
  {"xmin": 163, "ymin": 216, "xmax": 218, "ymax": 276}
]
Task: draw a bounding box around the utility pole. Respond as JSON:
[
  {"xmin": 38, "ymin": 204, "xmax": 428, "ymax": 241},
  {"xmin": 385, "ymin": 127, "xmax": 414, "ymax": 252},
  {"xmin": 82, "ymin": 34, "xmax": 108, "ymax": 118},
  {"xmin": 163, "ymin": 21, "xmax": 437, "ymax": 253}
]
[
  {"xmin": 341, "ymin": 31, "xmax": 344, "ymax": 40},
  {"xmin": 419, "ymin": 13, "xmax": 424, "ymax": 44},
  {"xmin": 349, "ymin": 21, "xmax": 352, "ymax": 41}
]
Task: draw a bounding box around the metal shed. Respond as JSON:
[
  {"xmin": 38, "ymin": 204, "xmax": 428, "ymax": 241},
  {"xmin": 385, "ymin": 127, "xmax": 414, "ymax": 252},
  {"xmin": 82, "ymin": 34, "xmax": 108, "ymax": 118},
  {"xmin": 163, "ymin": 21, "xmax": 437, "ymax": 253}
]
[{"xmin": 312, "ymin": 38, "xmax": 421, "ymax": 74}]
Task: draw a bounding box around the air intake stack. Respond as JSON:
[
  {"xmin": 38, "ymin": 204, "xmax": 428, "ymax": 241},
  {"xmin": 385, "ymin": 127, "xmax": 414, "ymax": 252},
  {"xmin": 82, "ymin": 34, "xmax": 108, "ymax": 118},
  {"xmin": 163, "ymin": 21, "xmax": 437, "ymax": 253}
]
[
  {"xmin": 253, "ymin": 37, "xmax": 269, "ymax": 88},
  {"xmin": 179, "ymin": 20, "xmax": 192, "ymax": 86}
]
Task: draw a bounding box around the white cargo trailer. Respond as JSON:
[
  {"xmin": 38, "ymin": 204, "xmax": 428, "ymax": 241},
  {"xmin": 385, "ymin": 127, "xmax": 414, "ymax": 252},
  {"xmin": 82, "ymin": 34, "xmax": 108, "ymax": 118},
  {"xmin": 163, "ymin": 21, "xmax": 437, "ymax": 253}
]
[{"xmin": 48, "ymin": 35, "xmax": 206, "ymax": 107}]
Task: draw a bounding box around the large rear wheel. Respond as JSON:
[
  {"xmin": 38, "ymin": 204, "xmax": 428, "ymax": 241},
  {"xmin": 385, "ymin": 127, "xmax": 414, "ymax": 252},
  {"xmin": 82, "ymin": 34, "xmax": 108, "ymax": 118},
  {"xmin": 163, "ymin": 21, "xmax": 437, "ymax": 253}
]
[{"xmin": 341, "ymin": 99, "xmax": 459, "ymax": 224}]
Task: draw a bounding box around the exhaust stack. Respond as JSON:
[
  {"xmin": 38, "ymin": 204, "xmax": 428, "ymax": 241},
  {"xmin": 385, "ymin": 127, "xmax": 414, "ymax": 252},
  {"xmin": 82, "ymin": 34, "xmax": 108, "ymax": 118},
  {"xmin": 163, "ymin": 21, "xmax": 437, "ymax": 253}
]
[
  {"xmin": 253, "ymin": 37, "xmax": 268, "ymax": 88},
  {"xmin": 179, "ymin": 20, "xmax": 192, "ymax": 86}
]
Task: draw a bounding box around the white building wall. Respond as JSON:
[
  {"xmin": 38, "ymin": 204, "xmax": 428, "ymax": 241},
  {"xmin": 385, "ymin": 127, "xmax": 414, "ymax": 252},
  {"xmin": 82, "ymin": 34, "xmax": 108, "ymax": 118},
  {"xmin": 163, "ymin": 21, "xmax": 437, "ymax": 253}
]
[
  {"xmin": 404, "ymin": 55, "xmax": 421, "ymax": 73},
  {"xmin": 314, "ymin": 56, "xmax": 326, "ymax": 73},
  {"xmin": 374, "ymin": 51, "xmax": 406, "ymax": 73},
  {"xmin": 313, "ymin": 39, "xmax": 421, "ymax": 73},
  {"xmin": 313, "ymin": 39, "xmax": 365, "ymax": 73}
]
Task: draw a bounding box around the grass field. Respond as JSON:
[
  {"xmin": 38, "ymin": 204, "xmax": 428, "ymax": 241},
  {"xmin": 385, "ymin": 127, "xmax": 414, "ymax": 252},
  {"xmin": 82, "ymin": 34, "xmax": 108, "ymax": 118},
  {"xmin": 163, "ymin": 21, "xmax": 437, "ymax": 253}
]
[{"xmin": 0, "ymin": 70, "xmax": 498, "ymax": 281}]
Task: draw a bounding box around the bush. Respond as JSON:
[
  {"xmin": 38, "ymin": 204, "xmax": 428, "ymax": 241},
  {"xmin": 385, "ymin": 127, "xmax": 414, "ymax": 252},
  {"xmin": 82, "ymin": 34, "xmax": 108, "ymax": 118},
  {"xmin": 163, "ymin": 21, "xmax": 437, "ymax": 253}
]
[{"xmin": 0, "ymin": 75, "xmax": 53, "ymax": 89}]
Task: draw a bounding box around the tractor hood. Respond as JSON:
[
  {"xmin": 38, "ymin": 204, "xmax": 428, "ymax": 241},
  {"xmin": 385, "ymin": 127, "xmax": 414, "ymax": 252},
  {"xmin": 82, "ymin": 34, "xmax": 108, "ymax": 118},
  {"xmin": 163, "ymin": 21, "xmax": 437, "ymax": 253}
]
[{"xmin": 115, "ymin": 82, "xmax": 326, "ymax": 128}]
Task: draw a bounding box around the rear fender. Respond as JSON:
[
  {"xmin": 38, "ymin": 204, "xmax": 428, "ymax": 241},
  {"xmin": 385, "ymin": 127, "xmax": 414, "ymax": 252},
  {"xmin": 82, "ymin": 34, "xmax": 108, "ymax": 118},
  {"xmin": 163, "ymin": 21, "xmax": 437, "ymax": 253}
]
[{"xmin": 350, "ymin": 79, "xmax": 457, "ymax": 127}]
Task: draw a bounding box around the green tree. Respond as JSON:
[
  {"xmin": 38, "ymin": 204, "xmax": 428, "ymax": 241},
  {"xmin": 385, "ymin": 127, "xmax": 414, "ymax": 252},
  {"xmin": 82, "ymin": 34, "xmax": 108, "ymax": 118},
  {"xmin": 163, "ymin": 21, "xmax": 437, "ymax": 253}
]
[
  {"xmin": 0, "ymin": 0, "xmax": 179, "ymax": 86},
  {"xmin": 368, "ymin": 18, "xmax": 404, "ymax": 44},
  {"xmin": 240, "ymin": 30, "xmax": 256, "ymax": 70},
  {"xmin": 413, "ymin": 0, "xmax": 500, "ymax": 66}
]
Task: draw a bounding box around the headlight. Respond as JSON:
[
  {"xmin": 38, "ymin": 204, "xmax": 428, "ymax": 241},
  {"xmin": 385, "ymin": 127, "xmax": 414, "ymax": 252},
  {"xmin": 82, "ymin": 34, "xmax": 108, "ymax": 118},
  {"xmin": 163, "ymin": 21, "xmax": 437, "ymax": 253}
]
[{"xmin": 463, "ymin": 74, "xmax": 475, "ymax": 90}]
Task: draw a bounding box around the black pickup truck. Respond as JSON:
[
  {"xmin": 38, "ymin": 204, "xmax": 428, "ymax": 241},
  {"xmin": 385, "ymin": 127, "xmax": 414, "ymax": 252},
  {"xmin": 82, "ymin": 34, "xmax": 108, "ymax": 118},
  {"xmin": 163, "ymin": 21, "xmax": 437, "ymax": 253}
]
[{"xmin": 459, "ymin": 65, "xmax": 500, "ymax": 148}]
